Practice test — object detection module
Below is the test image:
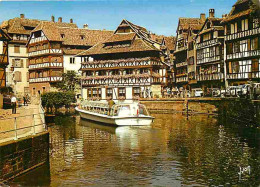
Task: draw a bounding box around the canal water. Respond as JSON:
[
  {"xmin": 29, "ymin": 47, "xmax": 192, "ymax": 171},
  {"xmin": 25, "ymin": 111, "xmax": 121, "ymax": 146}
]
[{"xmin": 9, "ymin": 113, "xmax": 260, "ymax": 186}]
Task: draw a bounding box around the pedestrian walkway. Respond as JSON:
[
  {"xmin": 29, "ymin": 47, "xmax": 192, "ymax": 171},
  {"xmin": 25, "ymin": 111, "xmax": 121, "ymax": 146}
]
[{"xmin": 0, "ymin": 103, "xmax": 46, "ymax": 144}]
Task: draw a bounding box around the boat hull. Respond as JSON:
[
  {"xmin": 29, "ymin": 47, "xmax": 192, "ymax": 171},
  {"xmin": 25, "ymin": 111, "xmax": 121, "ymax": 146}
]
[{"xmin": 76, "ymin": 107, "xmax": 153, "ymax": 126}]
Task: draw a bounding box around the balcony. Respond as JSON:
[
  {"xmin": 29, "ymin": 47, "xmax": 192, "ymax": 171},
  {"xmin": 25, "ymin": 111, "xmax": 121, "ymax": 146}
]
[
  {"xmin": 176, "ymin": 76, "xmax": 188, "ymax": 83},
  {"xmin": 227, "ymin": 49, "xmax": 260, "ymax": 60},
  {"xmin": 28, "ymin": 49, "xmax": 62, "ymax": 57},
  {"xmin": 29, "ymin": 36, "xmax": 48, "ymax": 44},
  {"xmin": 227, "ymin": 72, "xmax": 260, "ymax": 80},
  {"xmin": 197, "ymin": 72, "xmax": 224, "ymax": 81},
  {"xmin": 225, "ymin": 27, "xmax": 260, "ymax": 41},
  {"xmin": 82, "ymin": 75, "xmax": 153, "ymax": 86},
  {"xmin": 197, "ymin": 55, "xmax": 222, "ymax": 65},
  {"xmin": 176, "ymin": 61, "xmax": 187, "ymax": 68},
  {"xmin": 29, "ymin": 76, "xmax": 62, "ymax": 83},
  {"xmin": 81, "ymin": 57, "xmax": 161, "ymax": 70},
  {"xmin": 29, "ymin": 62, "xmax": 63, "ymax": 70},
  {"xmin": 196, "ymin": 38, "xmax": 222, "ymax": 50}
]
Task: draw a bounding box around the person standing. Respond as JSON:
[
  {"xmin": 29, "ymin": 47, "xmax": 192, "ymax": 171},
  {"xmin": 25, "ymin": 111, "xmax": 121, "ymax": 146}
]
[
  {"xmin": 23, "ymin": 96, "xmax": 28, "ymax": 106},
  {"xmin": 11, "ymin": 95, "xmax": 17, "ymax": 114}
]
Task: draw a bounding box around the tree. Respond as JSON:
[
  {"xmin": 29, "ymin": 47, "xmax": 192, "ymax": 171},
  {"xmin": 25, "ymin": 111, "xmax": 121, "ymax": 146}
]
[
  {"xmin": 54, "ymin": 71, "xmax": 80, "ymax": 93},
  {"xmin": 41, "ymin": 92, "xmax": 76, "ymax": 113}
]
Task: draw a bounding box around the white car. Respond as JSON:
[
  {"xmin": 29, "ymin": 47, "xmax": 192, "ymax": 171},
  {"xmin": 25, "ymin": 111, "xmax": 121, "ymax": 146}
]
[{"xmin": 193, "ymin": 88, "xmax": 203, "ymax": 97}]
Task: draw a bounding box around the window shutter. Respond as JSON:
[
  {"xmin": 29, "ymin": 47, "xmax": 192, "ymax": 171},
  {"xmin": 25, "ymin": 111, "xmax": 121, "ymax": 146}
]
[
  {"xmin": 20, "ymin": 59, "xmax": 24, "ymax": 68},
  {"xmin": 12, "ymin": 59, "xmax": 15, "ymax": 67},
  {"xmin": 26, "ymin": 59, "xmax": 29, "ymax": 67},
  {"xmin": 27, "ymin": 72, "xmax": 29, "ymax": 82}
]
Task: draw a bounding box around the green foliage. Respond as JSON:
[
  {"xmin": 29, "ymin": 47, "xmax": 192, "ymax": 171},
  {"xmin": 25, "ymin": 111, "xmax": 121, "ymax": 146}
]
[
  {"xmin": 0, "ymin": 87, "xmax": 13, "ymax": 95},
  {"xmin": 54, "ymin": 71, "xmax": 80, "ymax": 93},
  {"xmin": 41, "ymin": 91, "xmax": 76, "ymax": 112}
]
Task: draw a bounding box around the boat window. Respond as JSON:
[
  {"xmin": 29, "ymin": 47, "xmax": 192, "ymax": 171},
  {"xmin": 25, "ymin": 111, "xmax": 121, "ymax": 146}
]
[
  {"xmin": 117, "ymin": 105, "xmax": 131, "ymax": 116},
  {"xmin": 138, "ymin": 104, "xmax": 149, "ymax": 116}
]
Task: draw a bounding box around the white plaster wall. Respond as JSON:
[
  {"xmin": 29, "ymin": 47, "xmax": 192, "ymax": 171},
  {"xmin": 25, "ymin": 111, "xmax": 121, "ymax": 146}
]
[
  {"xmin": 101, "ymin": 88, "xmax": 106, "ymax": 100},
  {"xmin": 82, "ymin": 88, "xmax": 88, "ymax": 100},
  {"xmin": 63, "ymin": 55, "xmax": 81, "ymax": 75},
  {"xmin": 126, "ymin": 87, "xmax": 133, "ymax": 100},
  {"xmin": 6, "ymin": 43, "xmax": 29, "ymax": 96},
  {"xmin": 8, "ymin": 44, "xmax": 27, "ymax": 57}
]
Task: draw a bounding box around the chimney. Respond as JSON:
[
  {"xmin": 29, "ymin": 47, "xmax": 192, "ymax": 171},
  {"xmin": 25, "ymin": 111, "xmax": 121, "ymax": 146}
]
[
  {"xmin": 51, "ymin": 15, "xmax": 55, "ymax": 22},
  {"xmin": 83, "ymin": 24, "xmax": 89, "ymax": 29},
  {"xmin": 209, "ymin": 9, "xmax": 215, "ymax": 18},
  {"xmin": 70, "ymin": 18, "xmax": 73, "ymax": 23},
  {"xmin": 200, "ymin": 13, "xmax": 206, "ymax": 22},
  {"xmin": 58, "ymin": 17, "xmax": 62, "ymax": 23},
  {"xmin": 20, "ymin": 14, "xmax": 25, "ymax": 18}
]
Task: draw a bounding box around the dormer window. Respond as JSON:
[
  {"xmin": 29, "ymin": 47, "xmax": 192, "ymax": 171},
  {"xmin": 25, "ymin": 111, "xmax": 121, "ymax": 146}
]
[
  {"xmin": 61, "ymin": 34, "xmax": 65, "ymax": 38},
  {"xmin": 80, "ymin": 35, "xmax": 85, "ymax": 40}
]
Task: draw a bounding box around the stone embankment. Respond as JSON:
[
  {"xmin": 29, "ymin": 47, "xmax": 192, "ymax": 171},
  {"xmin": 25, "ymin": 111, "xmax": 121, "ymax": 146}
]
[{"xmin": 0, "ymin": 104, "xmax": 49, "ymax": 182}]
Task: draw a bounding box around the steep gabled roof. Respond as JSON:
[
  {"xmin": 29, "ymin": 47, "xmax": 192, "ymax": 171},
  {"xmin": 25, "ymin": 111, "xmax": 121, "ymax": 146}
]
[
  {"xmin": 222, "ymin": 0, "xmax": 259, "ymax": 23},
  {"xmin": 163, "ymin": 36, "xmax": 176, "ymax": 51},
  {"xmin": 197, "ymin": 17, "xmax": 224, "ymax": 36},
  {"xmin": 78, "ymin": 38, "xmax": 160, "ymax": 56},
  {"xmin": 77, "ymin": 19, "xmax": 161, "ymax": 56}
]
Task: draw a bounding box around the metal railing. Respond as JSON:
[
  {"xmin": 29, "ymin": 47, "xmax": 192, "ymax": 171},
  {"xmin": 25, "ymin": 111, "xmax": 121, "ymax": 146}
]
[{"xmin": 0, "ymin": 112, "xmax": 47, "ymax": 143}]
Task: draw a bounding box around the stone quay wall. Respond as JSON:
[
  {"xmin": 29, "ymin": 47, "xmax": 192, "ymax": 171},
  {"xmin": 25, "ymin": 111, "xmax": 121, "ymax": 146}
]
[
  {"xmin": 0, "ymin": 131, "xmax": 49, "ymax": 182},
  {"xmin": 140, "ymin": 98, "xmax": 260, "ymax": 126}
]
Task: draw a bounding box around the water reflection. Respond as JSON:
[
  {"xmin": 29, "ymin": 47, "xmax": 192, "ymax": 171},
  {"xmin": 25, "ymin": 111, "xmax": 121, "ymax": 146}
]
[{"xmin": 9, "ymin": 114, "xmax": 260, "ymax": 186}]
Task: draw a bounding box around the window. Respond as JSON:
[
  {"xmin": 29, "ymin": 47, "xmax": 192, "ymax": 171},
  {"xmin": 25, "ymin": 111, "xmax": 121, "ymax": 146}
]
[
  {"xmin": 188, "ymin": 42, "xmax": 193, "ymax": 50},
  {"xmin": 252, "ymin": 59, "xmax": 259, "ymax": 72},
  {"xmin": 14, "ymin": 71, "xmax": 22, "ymax": 82},
  {"xmin": 188, "ymin": 57, "xmax": 194, "ymax": 65},
  {"xmin": 92, "ymin": 88, "xmax": 101, "ymax": 98},
  {"xmin": 253, "ymin": 18, "xmax": 259, "ymax": 29},
  {"xmin": 237, "ymin": 20, "xmax": 242, "ymax": 32},
  {"xmin": 61, "ymin": 34, "xmax": 65, "ymax": 38},
  {"xmin": 42, "ymin": 87, "xmax": 46, "ymax": 93},
  {"xmin": 133, "ymin": 87, "xmax": 141, "ymax": 97},
  {"xmin": 70, "ymin": 57, "xmax": 75, "ymax": 64},
  {"xmin": 87, "ymin": 89, "xmax": 92, "ymax": 98},
  {"xmin": 14, "ymin": 45, "xmax": 20, "ymax": 53},
  {"xmin": 106, "ymin": 88, "xmax": 113, "ymax": 98},
  {"xmin": 251, "ymin": 37, "xmax": 258, "ymax": 50},
  {"xmin": 233, "ymin": 41, "xmax": 240, "ymax": 53},
  {"xmin": 118, "ymin": 87, "xmax": 126, "ymax": 97}
]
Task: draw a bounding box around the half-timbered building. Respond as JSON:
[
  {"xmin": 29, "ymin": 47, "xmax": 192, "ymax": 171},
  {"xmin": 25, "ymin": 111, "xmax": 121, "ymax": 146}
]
[
  {"xmin": 0, "ymin": 14, "xmax": 41, "ymax": 96},
  {"xmin": 195, "ymin": 9, "xmax": 225, "ymax": 90},
  {"xmin": 222, "ymin": 0, "xmax": 260, "ymax": 86},
  {"xmin": 0, "ymin": 29, "xmax": 11, "ymax": 88},
  {"xmin": 27, "ymin": 20, "xmax": 113, "ymax": 96},
  {"xmin": 174, "ymin": 15, "xmax": 205, "ymax": 89},
  {"xmin": 78, "ymin": 19, "xmax": 167, "ymax": 100}
]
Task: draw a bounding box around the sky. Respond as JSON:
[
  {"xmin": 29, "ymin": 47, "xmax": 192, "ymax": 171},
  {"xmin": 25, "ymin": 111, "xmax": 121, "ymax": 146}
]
[{"xmin": 0, "ymin": 0, "xmax": 237, "ymax": 36}]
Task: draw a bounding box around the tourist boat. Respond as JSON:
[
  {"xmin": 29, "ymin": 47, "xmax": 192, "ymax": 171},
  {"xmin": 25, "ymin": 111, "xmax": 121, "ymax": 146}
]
[{"xmin": 75, "ymin": 100, "xmax": 154, "ymax": 126}]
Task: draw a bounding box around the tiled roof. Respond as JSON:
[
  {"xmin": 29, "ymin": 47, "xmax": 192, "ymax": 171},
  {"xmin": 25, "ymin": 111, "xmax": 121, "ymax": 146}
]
[
  {"xmin": 104, "ymin": 33, "xmax": 136, "ymax": 43},
  {"xmin": 222, "ymin": 0, "xmax": 258, "ymax": 23},
  {"xmin": 63, "ymin": 48, "xmax": 87, "ymax": 55},
  {"xmin": 222, "ymin": 9, "xmax": 253, "ymax": 23},
  {"xmin": 178, "ymin": 18, "xmax": 204, "ymax": 30},
  {"xmin": 58, "ymin": 28, "xmax": 113, "ymax": 46},
  {"xmin": 78, "ymin": 38, "xmax": 160, "ymax": 56},
  {"xmin": 0, "ymin": 17, "xmax": 41, "ymax": 35},
  {"xmin": 164, "ymin": 36, "xmax": 176, "ymax": 51},
  {"xmin": 32, "ymin": 21, "xmax": 112, "ymax": 46}
]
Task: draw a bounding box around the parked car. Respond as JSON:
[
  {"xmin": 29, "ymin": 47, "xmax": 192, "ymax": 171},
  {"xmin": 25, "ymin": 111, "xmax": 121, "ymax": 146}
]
[
  {"xmin": 253, "ymin": 83, "xmax": 260, "ymax": 99},
  {"xmin": 237, "ymin": 84, "xmax": 250, "ymax": 97},
  {"xmin": 192, "ymin": 88, "xmax": 203, "ymax": 97},
  {"xmin": 225, "ymin": 86, "xmax": 241, "ymax": 97}
]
